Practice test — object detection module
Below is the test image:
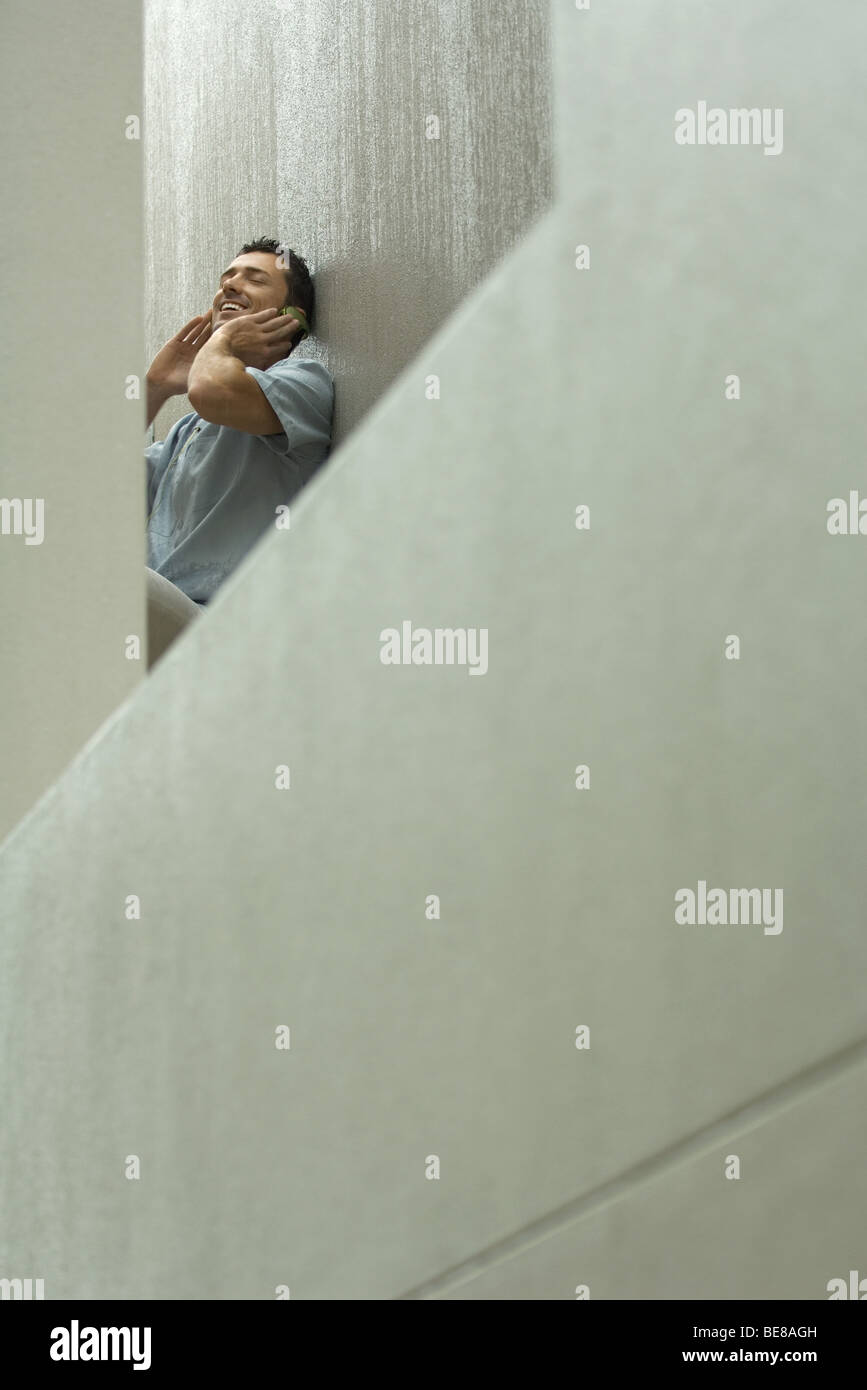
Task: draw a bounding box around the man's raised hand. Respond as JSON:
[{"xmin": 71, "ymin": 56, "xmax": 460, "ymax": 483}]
[
  {"xmin": 147, "ymin": 311, "xmax": 214, "ymax": 397},
  {"xmin": 210, "ymin": 306, "xmax": 301, "ymax": 370}
]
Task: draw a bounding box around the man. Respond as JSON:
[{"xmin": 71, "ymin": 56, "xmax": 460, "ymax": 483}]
[{"xmin": 144, "ymin": 238, "xmax": 334, "ymax": 656}]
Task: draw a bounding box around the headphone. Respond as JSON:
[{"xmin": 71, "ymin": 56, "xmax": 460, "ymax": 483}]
[{"xmin": 281, "ymin": 305, "xmax": 310, "ymax": 339}]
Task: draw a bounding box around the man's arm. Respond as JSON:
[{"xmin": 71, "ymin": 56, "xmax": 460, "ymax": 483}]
[
  {"xmin": 188, "ymin": 308, "xmax": 302, "ymax": 434},
  {"xmin": 146, "ymin": 379, "xmax": 174, "ymax": 429},
  {"xmin": 188, "ymin": 333, "xmax": 283, "ymax": 435},
  {"xmin": 146, "ymin": 312, "xmax": 214, "ymax": 428}
]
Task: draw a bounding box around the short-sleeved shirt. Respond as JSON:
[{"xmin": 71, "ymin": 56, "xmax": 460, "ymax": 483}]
[{"xmin": 145, "ymin": 356, "xmax": 334, "ymax": 604}]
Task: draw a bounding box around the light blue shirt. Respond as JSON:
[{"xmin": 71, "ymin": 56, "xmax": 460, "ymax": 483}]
[{"xmin": 145, "ymin": 356, "xmax": 334, "ymax": 603}]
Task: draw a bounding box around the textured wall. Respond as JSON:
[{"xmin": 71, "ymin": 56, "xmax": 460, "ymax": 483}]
[
  {"xmin": 144, "ymin": 0, "xmax": 553, "ymax": 445},
  {"xmin": 2, "ymin": 0, "xmax": 867, "ymax": 1300},
  {"xmin": 0, "ymin": 1, "xmax": 144, "ymax": 845}
]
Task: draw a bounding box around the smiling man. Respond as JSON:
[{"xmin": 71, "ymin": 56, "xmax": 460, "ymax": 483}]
[{"xmin": 144, "ymin": 237, "xmax": 334, "ymax": 656}]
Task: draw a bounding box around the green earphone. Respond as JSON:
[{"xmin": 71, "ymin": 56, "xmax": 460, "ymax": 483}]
[{"xmin": 280, "ymin": 304, "xmax": 310, "ymax": 337}]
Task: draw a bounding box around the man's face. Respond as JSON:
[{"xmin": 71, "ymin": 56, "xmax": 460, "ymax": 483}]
[{"xmin": 212, "ymin": 252, "xmax": 289, "ymax": 328}]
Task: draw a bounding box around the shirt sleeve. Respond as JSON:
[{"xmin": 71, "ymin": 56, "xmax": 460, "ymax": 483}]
[
  {"xmin": 244, "ymin": 359, "xmax": 335, "ymax": 468},
  {"xmin": 145, "ymin": 440, "xmax": 165, "ymax": 513},
  {"xmin": 144, "ymin": 414, "xmax": 196, "ymax": 513}
]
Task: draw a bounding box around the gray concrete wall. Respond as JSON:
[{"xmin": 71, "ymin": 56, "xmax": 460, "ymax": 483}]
[
  {"xmin": 2, "ymin": 0, "xmax": 866, "ymax": 1300},
  {"xmin": 144, "ymin": 0, "xmax": 553, "ymax": 445},
  {"xmin": 0, "ymin": 1, "xmax": 144, "ymax": 845}
]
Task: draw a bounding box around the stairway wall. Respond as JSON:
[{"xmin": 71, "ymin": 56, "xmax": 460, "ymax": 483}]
[{"xmin": 1, "ymin": 0, "xmax": 866, "ymax": 1299}]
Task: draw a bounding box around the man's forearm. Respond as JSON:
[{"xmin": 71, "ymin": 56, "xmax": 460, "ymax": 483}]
[
  {"xmin": 187, "ymin": 335, "xmax": 246, "ymax": 407},
  {"xmin": 146, "ymin": 377, "xmax": 174, "ymax": 429},
  {"xmin": 187, "ymin": 335, "xmax": 280, "ymax": 432}
]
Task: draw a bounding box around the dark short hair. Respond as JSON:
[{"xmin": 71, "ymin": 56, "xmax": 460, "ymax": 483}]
[{"xmin": 238, "ymin": 236, "xmax": 315, "ymax": 337}]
